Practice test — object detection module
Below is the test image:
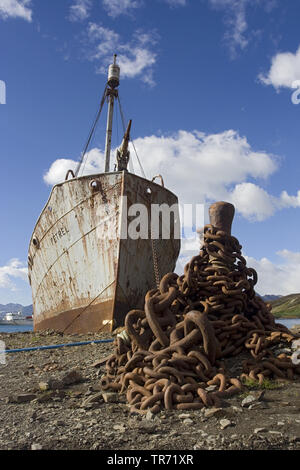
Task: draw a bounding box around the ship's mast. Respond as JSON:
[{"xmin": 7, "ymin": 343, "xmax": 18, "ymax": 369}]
[{"xmin": 104, "ymin": 54, "xmax": 120, "ymax": 173}]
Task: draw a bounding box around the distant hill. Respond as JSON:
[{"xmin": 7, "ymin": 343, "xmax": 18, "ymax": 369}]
[
  {"xmin": 268, "ymin": 293, "xmax": 300, "ymax": 318},
  {"xmin": 0, "ymin": 303, "xmax": 33, "ymax": 315},
  {"xmin": 261, "ymin": 295, "xmax": 282, "ymax": 302}
]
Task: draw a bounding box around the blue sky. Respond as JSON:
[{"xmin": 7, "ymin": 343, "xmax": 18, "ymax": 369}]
[{"xmin": 0, "ymin": 0, "xmax": 300, "ymax": 305}]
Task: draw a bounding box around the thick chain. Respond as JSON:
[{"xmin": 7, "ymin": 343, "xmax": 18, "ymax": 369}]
[{"xmin": 101, "ymin": 224, "xmax": 300, "ymax": 414}]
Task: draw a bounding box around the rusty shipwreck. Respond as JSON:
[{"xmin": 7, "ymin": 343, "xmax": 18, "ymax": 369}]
[{"xmin": 28, "ymin": 56, "xmax": 181, "ymax": 334}]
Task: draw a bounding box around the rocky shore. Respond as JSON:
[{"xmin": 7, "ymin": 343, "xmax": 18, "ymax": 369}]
[{"xmin": 0, "ymin": 328, "xmax": 299, "ymax": 451}]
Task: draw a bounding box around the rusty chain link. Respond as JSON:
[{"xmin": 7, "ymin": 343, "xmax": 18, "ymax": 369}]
[{"xmin": 100, "ymin": 223, "xmax": 300, "ymax": 415}]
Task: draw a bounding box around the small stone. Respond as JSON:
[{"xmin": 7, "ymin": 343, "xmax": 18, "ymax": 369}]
[
  {"xmin": 254, "ymin": 428, "xmax": 267, "ymax": 434},
  {"xmin": 277, "ymin": 422, "xmax": 284, "ymax": 426},
  {"xmin": 291, "ymin": 339, "xmax": 300, "ymax": 350},
  {"xmin": 231, "ymin": 406, "xmax": 243, "ymax": 413},
  {"xmin": 61, "ymin": 369, "xmax": 83, "ymax": 386},
  {"xmin": 31, "ymin": 443, "xmax": 43, "ymax": 450},
  {"xmin": 220, "ymin": 419, "xmax": 232, "ymax": 430},
  {"xmin": 136, "ymin": 422, "xmax": 156, "ymax": 434},
  {"xmin": 269, "ymin": 431, "xmax": 282, "ymax": 435},
  {"xmin": 178, "ymin": 413, "xmax": 191, "ymax": 419},
  {"xmin": 74, "ymin": 423, "xmax": 84, "ymax": 430},
  {"xmin": 241, "ymin": 395, "xmax": 257, "ymax": 407},
  {"xmin": 102, "ymin": 392, "xmax": 119, "ymax": 403},
  {"xmin": 38, "ymin": 382, "xmax": 50, "ymax": 392},
  {"xmin": 248, "ymin": 402, "xmax": 266, "ymax": 410},
  {"xmin": 70, "ymin": 391, "xmax": 83, "ymax": 398},
  {"xmin": 81, "ymin": 392, "xmax": 103, "ymax": 408},
  {"xmin": 183, "ymin": 418, "xmax": 193, "ymax": 425},
  {"xmin": 146, "ymin": 410, "xmax": 155, "ymax": 421},
  {"xmin": 48, "ymin": 378, "xmax": 64, "ymax": 390},
  {"xmin": 6, "ymin": 393, "xmax": 37, "ymax": 404},
  {"xmin": 113, "ymin": 425, "xmax": 126, "ymax": 433},
  {"xmin": 204, "ymin": 407, "xmax": 223, "ymax": 418},
  {"xmin": 289, "ymin": 436, "xmax": 300, "ymax": 443}
]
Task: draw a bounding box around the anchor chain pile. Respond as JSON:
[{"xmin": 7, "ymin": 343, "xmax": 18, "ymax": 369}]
[{"xmin": 101, "ymin": 224, "xmax": 300, "ymax": 414}]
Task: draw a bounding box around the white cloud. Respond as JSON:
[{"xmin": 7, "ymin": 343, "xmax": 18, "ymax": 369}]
[
  {"xmin": 102, "ymin": 0, "xmax": 142, "ymax": 18},
  {"xmin": 43, "ymin": 149, "xmax": 104, "ymax": 185},
  {"xmin": 230, "ymin": 183, "xmax": 276, "ymax": 221},
  {"xmin": 245, "ymin": 250, "xmax": 300, "ymax": 296},
  {"xmin": 87, "ymin": 23, "xmax": 157, "ymax": 84},
  {"xmin": 259, "ymin": 45, "xmax": 300, "ymax": 89},
  {"xmin": 44, "ymin": 129, "xmax": 300, "ymax": 222},
  {"xmin": 69, "ymin": 0, "xmax": 92, "ymax": 22},
  {"xmin": 0, "ymin": 0, "xmax": 32, "ymax": 21},
  {"xmin": 208, "ymin": 0, "xmax": 249, "ymax": 57},
  {"xmin": 132, "ymin": 129, "xmax": 278, "ymax": 210},
  {"xmin": 208, "ymin": 0, "xmax": 277, "ymax": 58},
  {"xmin": 0, "ymin": 259, "xmax": 28, "ymax": 290}
]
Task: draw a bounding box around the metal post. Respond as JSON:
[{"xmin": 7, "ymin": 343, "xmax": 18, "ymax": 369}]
[{"xmin": 104, "ymin": 91, "xmax": 115, "ymax": 173}]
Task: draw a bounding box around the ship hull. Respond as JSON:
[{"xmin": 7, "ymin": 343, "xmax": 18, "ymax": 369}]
[{"xmin": 28, "ymin": 171, "xmax": 180, "ymax": 334}]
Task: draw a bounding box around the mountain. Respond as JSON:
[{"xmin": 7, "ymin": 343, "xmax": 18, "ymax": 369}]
[
  {"xmin": 261, "ymin": 295, "xmax": 282, "ymax": 302},
  {"xmin": 0, "ymin": 303, "xmax": 33, "ymax": 315},
  {"xmin": 268, "ymin": 293, "xmax": 300, "ymax": 318}
]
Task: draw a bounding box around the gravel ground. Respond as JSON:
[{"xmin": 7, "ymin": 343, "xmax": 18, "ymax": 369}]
[{"xmin": 0, "ymin": 329, "xmax": 299, "ymax": 451}]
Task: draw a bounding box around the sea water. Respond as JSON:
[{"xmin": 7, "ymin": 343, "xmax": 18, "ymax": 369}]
[
  {"xmin": 0, "ymin": 325, "xmax": 34, "ymax": 333},
  {"xmin": 0, "ymin": 318, "xmax": 299, "ymax": 334}
]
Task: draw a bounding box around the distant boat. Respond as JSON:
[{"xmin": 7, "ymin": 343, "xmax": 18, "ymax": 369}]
[
  {"xmin": 28, "ymin": 55, "xmax": 180, "ymax": 334},
  {"xmin": 0, "ymin": 312, "xmax": 33, "ymax": 326}
]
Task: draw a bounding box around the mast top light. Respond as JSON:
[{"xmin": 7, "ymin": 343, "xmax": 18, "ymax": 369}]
[{"xmin": 108, "ymin": 54, "xmax": 120, "ymax": 89}]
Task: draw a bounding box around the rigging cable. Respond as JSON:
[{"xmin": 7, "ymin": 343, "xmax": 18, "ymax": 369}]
[{"xmin": 75, "ymin": 84, "xmax": 108, "ymax": 177}]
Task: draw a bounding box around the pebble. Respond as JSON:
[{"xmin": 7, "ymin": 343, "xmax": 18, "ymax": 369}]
[
  {"xmin": 80, "ymin": 392, "xmax": 103, "ymax": 408},
  {"xmin": 254, "ymin": 428, "xmax": 267, "ymax": 434},
  {"xmin": 145, "ymin": 410, "xmax": 155, "ymax": 421},
  {"xmin": 241, "ymin": 395, "xmax": 257, "ymax": 407},
  {"xmin": 183, "ymin": 418, "xmax": 193, "ymax": 425},
  {"xmin": 38, "ymin": 382, "xmax": 50, "ymax": 392},
  {"xmin": 31, "ymin": 443, "xmax": 43, "ymax": 450},
  {"xmin": 203, "ymin": 407, "xmax": 223, "ymax": 418},
  {"xmin": 219, "ymin": 419, "xmax": 232, "ymax": 430},
  {"xmin": 6, "ymin": 393, "xmax": 37, "ymax": 404},
  {"xmin": 178, "ymin": 413, "xmax": 191, "ymax": 419},
  {"xmin": 61, "ymin": 369, "xmax": 83, "ymax": 386},
  {"xmin": 113, "ymin": 424, "xmax": 126, "ymax": 433},
  {"xmin": 291, "ymin": 339, "xmax": 300, "ymax": 350},
  {"xmin": 102, "ymin": 392, "xmax": 119, "ymax": 403},
  {"xmin": 231, "ymin": 406, "xmax": 243, "ymax": 413}
]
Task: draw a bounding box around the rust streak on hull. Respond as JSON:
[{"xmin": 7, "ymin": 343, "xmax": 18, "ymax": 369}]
[{"xmin": 29, "ymin": 171, "xmax": 180, "ymax": 334}]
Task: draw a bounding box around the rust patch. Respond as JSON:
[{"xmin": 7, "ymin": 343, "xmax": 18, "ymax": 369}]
[{"xmin": 34, "ymin": 300, "xmax": 115, "ymax": 334}]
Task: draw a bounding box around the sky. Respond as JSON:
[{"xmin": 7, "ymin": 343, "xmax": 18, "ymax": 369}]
[{"xmin": 0, "ymin": 0, "xmax": 300, "ymax": 305}]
